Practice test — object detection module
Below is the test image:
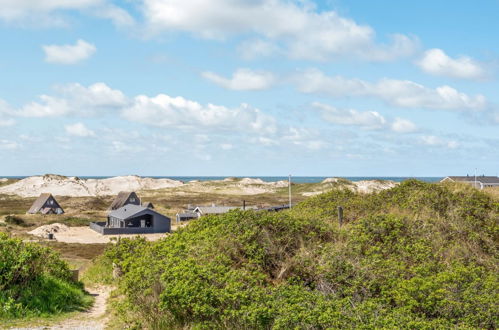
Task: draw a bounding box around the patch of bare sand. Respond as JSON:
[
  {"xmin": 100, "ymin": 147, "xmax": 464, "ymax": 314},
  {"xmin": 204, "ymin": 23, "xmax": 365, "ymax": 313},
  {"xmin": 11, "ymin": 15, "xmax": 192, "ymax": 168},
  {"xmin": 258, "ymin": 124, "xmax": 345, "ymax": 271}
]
[{"xmin": 28, "ymin": 224, "xmax": 187, "ymax": 244}]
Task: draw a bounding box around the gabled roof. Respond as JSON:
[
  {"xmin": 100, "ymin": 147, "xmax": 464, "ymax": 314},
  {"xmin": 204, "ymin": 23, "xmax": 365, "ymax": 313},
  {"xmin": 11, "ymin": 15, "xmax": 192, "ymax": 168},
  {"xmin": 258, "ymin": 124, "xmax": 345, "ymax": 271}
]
[
  {"xmin": 108, "ymin": 191, "xmax": 139, "ymax": 210},
  {"xmin": 108, "ymin": 204, "xmax": 169, "ymax": 221},
  {"xmin": 142, "ymin": 202, "xmax": 154, "ymax": 209},
  {"xmin": 444, "ymin": 176, "xmax": 499, "ymax": 184},
  {"xmin": 28, "ymin": 193, "xmax": 61, "ymax": 214}
]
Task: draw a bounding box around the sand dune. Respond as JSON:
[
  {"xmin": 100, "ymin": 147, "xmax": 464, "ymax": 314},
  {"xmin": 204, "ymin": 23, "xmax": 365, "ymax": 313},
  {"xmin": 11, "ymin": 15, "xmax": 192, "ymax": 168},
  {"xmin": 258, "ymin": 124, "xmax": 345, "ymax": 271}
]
[
  {"xmin": 0, "ymin": 174, "xmax": 184, "ymax": 197},
  {"xmin": 0, "ymin": 174, "xmax": 398, "ymax": 197}
]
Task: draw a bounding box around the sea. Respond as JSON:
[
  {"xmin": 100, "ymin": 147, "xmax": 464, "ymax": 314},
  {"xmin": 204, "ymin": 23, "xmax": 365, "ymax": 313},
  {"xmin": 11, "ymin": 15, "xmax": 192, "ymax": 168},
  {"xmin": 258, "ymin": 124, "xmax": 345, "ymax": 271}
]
[{"xmin": 3, "ymin": 176, "xmax": 443, "ymax": 183}]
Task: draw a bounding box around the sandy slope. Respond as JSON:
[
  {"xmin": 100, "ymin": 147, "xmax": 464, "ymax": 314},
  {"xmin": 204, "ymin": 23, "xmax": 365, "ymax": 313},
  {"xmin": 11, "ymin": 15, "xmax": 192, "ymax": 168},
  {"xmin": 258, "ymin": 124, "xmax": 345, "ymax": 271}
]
[
  {"xmin": 0, "ymin": 175, "xmax": 184, "ymax": 197},
  {"xmin": 0, "ymin": 175, "xmax": 397, "ymax": 198}
]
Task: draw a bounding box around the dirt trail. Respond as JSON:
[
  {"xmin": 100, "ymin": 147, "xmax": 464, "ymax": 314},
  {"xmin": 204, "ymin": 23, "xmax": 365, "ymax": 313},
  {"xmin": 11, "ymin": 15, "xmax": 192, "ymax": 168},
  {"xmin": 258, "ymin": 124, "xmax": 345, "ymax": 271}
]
[{"xmin": 13, "ymin": 286, "xmax": 112, "ymax": 330}]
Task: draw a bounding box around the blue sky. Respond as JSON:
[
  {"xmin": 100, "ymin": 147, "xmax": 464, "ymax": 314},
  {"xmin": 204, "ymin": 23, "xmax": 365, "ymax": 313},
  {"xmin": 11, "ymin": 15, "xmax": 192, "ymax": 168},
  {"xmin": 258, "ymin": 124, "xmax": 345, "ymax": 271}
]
[{"xmin": 0, "ymin": 0, "xmax": 498, "ymax": 176}]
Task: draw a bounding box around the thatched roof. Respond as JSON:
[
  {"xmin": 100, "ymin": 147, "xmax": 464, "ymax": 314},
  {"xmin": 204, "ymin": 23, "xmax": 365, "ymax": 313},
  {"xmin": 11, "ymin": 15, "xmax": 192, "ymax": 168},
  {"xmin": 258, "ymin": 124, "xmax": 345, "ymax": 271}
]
[
  {"xmin": 27, "ymin": 193, "xmax": 63, "ymax": 214},
  {"xmin": 108, "ymin": 191, "xmax": 140, "ymax": 210}
]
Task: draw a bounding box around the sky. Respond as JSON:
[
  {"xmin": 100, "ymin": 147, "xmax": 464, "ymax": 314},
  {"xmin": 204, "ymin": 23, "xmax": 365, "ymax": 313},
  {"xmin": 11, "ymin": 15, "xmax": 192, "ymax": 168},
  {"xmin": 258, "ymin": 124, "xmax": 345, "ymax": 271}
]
[{"xmin": 0, "ymin": 0, "xmax": 498, "ymax": 177}]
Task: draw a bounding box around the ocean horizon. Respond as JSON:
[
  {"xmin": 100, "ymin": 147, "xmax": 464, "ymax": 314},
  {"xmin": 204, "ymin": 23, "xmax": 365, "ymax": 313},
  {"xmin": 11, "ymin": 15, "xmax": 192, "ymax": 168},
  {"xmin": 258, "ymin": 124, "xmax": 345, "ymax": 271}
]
[{"xmin": 2, "ymin": 176, "xmax": 443, "ymax": 184}]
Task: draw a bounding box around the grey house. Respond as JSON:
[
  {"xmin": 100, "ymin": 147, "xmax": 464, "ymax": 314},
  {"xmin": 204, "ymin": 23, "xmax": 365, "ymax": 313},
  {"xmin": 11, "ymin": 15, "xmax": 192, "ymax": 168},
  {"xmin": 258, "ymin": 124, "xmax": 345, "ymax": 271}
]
[
  {"xmin": 108, "ymin": 191, "xmax": 140, "ymax": 211},
  {"xmin": 91, "ymin": 204, "xmax": 171, "ymax": 235},
  {"xmin": 192, "ymin": 205, "xmax": 258, "ymax": 217},
  {"xmin": 27, "ymin": 193, "xmax": 64, "ymax": 215},
  {"xmin": 175, "ymin": 212, "xmax": 199, "ymax": 223},
  {"xmin": 441, "ymin": 176, "xmax": 499, "ymax": 189}
]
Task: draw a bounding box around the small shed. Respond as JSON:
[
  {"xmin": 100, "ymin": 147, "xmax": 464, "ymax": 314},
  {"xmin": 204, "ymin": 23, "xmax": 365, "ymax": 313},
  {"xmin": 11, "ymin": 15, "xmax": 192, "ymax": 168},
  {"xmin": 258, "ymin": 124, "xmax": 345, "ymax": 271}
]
[
  {"xmin": 108, "ymin": 191, "xmax": 140, "ymax": 211},
  {"xmin": 27, "ymin": 193, "xmax": 64, "ymax": 215}
]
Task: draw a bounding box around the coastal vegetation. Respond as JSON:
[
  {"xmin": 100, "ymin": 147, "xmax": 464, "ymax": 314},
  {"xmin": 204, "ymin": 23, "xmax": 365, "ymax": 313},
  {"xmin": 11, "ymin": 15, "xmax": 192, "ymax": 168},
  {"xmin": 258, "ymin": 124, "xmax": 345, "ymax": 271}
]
[
  {"xmin": 96, "ymin": 180, "xmax": 498, "ymax": 328},
  {"xmin": 0, "ymin": 233, "xmax": 92, "ymax": 320}
]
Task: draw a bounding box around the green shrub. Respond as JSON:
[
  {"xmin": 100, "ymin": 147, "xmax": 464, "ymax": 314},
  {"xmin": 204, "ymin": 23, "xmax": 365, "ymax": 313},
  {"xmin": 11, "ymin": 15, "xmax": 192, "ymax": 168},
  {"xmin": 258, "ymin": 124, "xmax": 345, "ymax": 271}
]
[
  {"xmin": 4, "ymin": 215, "xmax": 28, "ymax": 227},
  {"xmin": 105, "ymin": 181, "xmax": 499, "ymax": 328},
  {"xmin": 0, "ymin": 233, "xmax": 92, "ymax": 319}
]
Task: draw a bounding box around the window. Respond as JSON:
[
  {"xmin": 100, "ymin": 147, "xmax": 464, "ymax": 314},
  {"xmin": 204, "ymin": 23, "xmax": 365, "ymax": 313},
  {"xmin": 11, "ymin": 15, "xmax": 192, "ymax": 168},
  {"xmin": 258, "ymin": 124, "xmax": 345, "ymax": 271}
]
[{"xmin": 130, "ymin": 198, "xmax": 136, "ymax": 202}]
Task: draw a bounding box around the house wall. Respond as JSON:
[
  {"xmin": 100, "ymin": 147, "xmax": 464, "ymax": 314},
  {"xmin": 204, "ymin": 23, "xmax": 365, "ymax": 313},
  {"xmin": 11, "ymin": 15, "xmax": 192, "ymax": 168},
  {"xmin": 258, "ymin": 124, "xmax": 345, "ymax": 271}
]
[{"xmin": 91, "ymin": 213, "xmax": 171, "ymax": 235}]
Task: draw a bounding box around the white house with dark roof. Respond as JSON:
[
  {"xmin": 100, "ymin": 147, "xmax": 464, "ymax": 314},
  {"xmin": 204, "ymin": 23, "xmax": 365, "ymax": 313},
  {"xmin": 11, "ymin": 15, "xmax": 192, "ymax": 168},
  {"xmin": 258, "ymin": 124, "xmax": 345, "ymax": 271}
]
[{"xmin": 441, "ymin": 176, "xmax": 499, "ymax": 189}]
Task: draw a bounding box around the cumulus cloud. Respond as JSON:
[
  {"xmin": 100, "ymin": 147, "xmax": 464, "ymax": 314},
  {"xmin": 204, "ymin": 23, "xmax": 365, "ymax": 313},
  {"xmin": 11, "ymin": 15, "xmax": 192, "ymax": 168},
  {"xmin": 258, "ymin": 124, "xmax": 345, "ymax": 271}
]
[
  {"xmin": 420, "ymin": 135, "xmax": 459, "ymax": 149},
  {"xmin": 0, "ymin": 139, "xmax": 20, "ymax": 150},
  {"xmin": 141, "ymin": 0, "xmax": 418, "ymax": 61},
  {"xmin": 17, "ymin": 82, "xmax": 128, "ymax": 117},
  {"xmin": 296, "ymin": 69, "xmax": 487, "ymax": 111},
  {"xmin": 122, "ymin": 94, "xmax": 277, "ymax": 135},
  {"xmin": 283, "ymin": 127, "xmax": 329, "ymax": 150},
  {"xmin": 43, "ymin": 39, "xmax": 96, "ymax": 64},
  {"xmin": 0, "ymin": 100, "xmax": 15, "ymax": 126},
  {"xmin": 417, "ymin": 49, "xmax": 487, "ymax": 80},
  {"xmin": 314, "ymin": 102, "xmax": 417, "ymax": 133},
  {"xmin": 0, "ymin": 0, "xmax": 134, "ymax": 27},
  {"xmin": 202, "ymin": 69, "xmax": 275, "ymax": 91},
  {"xmin": 65, "ymin": 122, "xmax": 95, "ymax": 137}
]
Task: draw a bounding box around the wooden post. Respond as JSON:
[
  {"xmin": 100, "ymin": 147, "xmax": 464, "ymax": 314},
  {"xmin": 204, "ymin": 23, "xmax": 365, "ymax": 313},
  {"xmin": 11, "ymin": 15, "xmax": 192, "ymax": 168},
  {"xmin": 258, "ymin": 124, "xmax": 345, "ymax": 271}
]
[{"xmin": 337, "ymin": 206, "xmax": 343, "ymax": 227}]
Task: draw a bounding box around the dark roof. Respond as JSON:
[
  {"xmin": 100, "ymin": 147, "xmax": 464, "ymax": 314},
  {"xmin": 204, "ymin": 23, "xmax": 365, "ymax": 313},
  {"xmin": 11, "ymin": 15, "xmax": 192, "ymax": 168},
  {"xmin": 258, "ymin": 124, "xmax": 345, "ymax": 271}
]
[
  {"xmin": 444, "ymin": 176, "xmax": 499, "ymax": 184},
  {"xmin": 108, "ymin": 204, "xmax": 169, "ymax": 221},
  {"xmin": 108, "ymin": 191, "xmax": 139, "ymax": 210},
  {"xmin": 28, "ymin": 193, "xmax": 61, "ymax": 214},
  {"xmin": 142, "ymin": 202, "xmax": 154, "ymax": 209}
]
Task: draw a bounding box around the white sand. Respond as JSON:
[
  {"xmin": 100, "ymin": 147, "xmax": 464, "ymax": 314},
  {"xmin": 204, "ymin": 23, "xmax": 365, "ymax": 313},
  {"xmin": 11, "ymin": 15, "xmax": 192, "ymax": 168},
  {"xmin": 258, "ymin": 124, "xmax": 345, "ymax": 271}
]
[{"xmin": 0, "ymin": 174, "xmax": 184, "ymax": 197}]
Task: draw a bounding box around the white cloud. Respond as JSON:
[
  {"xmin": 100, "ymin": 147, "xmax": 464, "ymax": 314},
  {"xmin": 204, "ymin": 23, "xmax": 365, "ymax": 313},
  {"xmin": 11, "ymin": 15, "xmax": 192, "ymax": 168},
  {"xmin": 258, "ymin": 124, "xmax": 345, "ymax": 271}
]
[
  {"xmin": 141, "ymin": 0, "xmax": 418, "ymax": 61},
  {"xmin": 0, "ymin": 139, "xmax": 20, "ymax": 150},
  {"xmin": 65, "ymin": 122, "xmax": 95, "ymax": 137},
  {"xmin": 417, "ymin": 48, "xmax": 487, "ymax": 80},
  {"xmin": 390, "ymin": 118, "xmax": 418, "ymax": 133},
  {"xmin": 0, "ymin": 0, "xmax": 134, "ymax": 27},
  {"xmin": 17, "ymin": 82, "xmax": 128, "ymax": 117},
  {"xmin": 202, "ymin": 69, "xmax": 275, "ymax": 91},
  {"xmin": 296, "ymin": 69, "xmax": 487, "ymax": 111},
  {"xmin": 122, "ymin": 94, "xmax": 277, "ymax": 135},
  {"xmin": 420, "ymin": 135, "xmax": 459, "ymax": 149},
  {"xmin": 220, "ymin": 143, "xmax": 233, "ymax": 150},
  {"xmin": 314, "ymin": 102, "xmax": 417, "ymax": 133},
  {"xmin": 283, "ymin": 127, "xmax": 328, "ymax": 150},
  {"xmin": 43, "ymin": 39, "xmax": 96, "ymax": 65},
  {"xmin": 0, "ymin": 100, "xmax": 15, "ymax": 126},
  {"xmin": 0, "ymin": 0, "xmax": 101, "ymax": 23}
]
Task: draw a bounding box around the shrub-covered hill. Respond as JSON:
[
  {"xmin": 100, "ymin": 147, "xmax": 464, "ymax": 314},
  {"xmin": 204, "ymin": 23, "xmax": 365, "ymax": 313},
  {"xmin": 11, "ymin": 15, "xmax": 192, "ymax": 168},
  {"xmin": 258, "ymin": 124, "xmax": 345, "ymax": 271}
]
[
  {"xmin": 0, "ymin": 233, "xmax": 92, "ymax": 320},
  {"xmin": 106, "ymin": 180, "xmax": 498, "ymax": 329}
]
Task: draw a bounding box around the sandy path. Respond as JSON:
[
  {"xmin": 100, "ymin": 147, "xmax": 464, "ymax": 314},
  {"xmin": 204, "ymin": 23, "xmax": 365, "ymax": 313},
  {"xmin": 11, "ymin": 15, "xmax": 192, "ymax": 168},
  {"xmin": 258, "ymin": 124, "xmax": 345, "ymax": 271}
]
[{"xmin": 12, "ymin": 286, "xmax": 112, "ymax": 330}]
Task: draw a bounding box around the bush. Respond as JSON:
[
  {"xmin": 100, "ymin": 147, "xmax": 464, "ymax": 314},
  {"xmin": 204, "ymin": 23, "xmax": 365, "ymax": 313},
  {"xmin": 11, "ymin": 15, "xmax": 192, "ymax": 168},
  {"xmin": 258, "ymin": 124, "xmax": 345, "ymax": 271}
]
[
  {"xmin": 4, "ymin": 215, "xmax": 28, "ymax": 227},
  {"xmin": 0, "ymin": 233, "xmax": 92, "ymax": 319},
  {"xmin": 105, "ymin": 181, "xmax": 499, "ymax": 328}
]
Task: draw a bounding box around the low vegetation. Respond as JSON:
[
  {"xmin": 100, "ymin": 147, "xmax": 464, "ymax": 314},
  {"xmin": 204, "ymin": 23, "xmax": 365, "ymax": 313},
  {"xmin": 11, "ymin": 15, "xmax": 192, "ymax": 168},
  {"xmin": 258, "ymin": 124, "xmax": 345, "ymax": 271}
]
[
  {"xmin": 100, "ymin": 180, "xmax": 498, "ymax": 328},
  {"xmin": 0, "ymin": 233, "xmax": 92, "ymax": 320}
]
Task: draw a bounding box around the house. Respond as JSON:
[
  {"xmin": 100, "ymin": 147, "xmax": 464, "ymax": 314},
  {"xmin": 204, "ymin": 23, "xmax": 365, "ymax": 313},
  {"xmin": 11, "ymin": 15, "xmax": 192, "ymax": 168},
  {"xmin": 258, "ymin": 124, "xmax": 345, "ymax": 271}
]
[
  {"xmin": 192, "ymin": 205, "xmax": 258, "ymax": 217},
  {"xmin": 441, "ymin": 176, "xmax": 499, "ymax": 189},
  {"xmin": 90, "ymin": 204, "xmax": 171, "ymax": 235},
  {"xmin": 108, "ymin": 191, "xmax": 140, "ymax": 210},
  {"xmin": 175, "ymin": 212, "xmax": 199, "ymax": 223},
  {"xmin": 142, "ymin": 202, "xmax": 154, "ymax": 209},
  {"xmin": 27, "ymin": 193, "xmax": 64, "ymax": 215}
]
